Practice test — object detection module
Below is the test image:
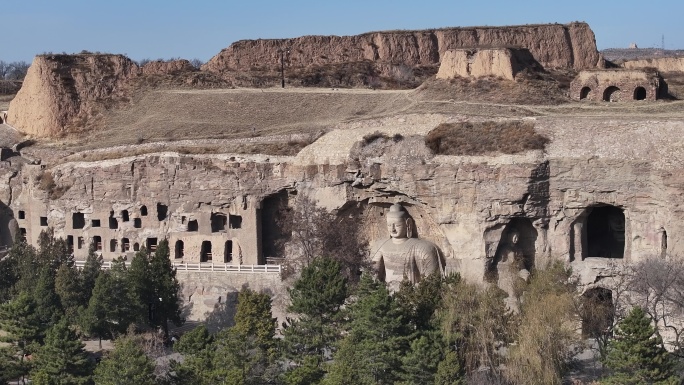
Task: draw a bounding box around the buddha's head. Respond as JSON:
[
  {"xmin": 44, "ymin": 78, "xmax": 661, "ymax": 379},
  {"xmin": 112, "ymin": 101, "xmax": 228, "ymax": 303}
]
[{"xmin": 386, "ymin": 203, "xmax": 413, "ymax": 240}]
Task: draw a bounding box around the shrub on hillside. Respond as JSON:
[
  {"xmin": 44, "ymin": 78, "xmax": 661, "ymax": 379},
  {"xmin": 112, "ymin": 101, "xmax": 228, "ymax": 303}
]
[{"xmin": 425, "ymin": 120, "xmax": 549, "ymax": 156}]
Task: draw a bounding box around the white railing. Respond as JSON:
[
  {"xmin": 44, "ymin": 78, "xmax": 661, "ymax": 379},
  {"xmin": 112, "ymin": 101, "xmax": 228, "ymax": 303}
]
[{"xmin": 72, "ymin": 260, "xmax": 281, "ymax": 274}]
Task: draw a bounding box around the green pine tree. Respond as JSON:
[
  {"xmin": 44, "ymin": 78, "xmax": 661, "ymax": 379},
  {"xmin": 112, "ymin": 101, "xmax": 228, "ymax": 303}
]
[
  {"xmin": 127, "ymin": 248, "xmax": 154, "ymax": 325},
  {"xmin": 55, "ymin": 263, "xmax": 83, "ymax": 322},
  {"xmin": 601, "ymin": 306, "xmax": 679, "ymax": 385},
  {"xmin": 173, "ymin": 325, "xmax": 213, "ymax": 356},
  {"xmin": 32, "ymin": 267, "xmax": 63, "ymax": 335},
  {"xmin": 282, "ymin": 257, "xmax": 348, "ymax": 385},
  {"xmin": 93, "ymin": 335, "xmax": 156, "ymax": 385},
  {"xmin": 81, "ymin": 260, "xmax": 136, "ymax": 343},
  {"xmin": 398, "ymin": 333, "xmax": 444, "ymax": 385},
  {"xmin": 30, "ymin": 319, "xmax": 93, "ymax": 385},
  {"xmin": 148, "ymin": 239, "xmax": 184, "ymax": 337},
  {"xmin": 434, "ymin": 350, "xmax": 466, "ymax": 385},
  {"xmin": 234, "ymin": 287, "xmax": 277, "ymax": 353},
  {"xmin": 79, "ymin": 243, "xmax": 102, "ymax": 304},
  {"xmin": 324, "ymin": 273, "xmax": 404, "ymax": 385}
]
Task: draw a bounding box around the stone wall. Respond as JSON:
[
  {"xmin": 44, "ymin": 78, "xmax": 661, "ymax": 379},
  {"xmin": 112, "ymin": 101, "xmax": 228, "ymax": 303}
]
[{"xmin": 570, "ymin": 69, "xmax": 660, "ymax": 101}]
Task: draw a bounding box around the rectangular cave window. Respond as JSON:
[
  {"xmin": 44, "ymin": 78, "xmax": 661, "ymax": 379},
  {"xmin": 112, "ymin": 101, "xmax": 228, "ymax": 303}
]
[
  {"xmin": 40, "ymin": 217, "xmax": 48, "ymax": 226},
  {"xmin": 77, "ymin": 237, "xmax": 84, "ymax": 249},
  {"xmin": 110, "ymin": 239, "xmax": 118, "ymax": 252},
  {"xmin": 109, "ymin": 211, "xmax": 118, "ymax": 229},
  {"xmin": 122, "ymin": 238, "xmax": 130, "ymax": 252},
  {"xmin": 187, "ymin": 220, "xmax": 198, "ymax": 232},
  {"xmin": 93, "ymin": 236, "xmax": 102, "ymax": 251},
  {"xmin": 140, "ymin": 205, "xmax": 148, "ymax": 216},
  {"xmin": 157, "ymin": 203, "xmax": 168, "ymax": 221},
  {"xmin": 211, "ymin": 213, "xmax": 227, "ymax": 232},
  {"xmin": 72, "ymin": 213, "xmax": 85, "ymax": 229},
  {"xmin": 133, "ymin": 242, "xmax": 140, "ymax": 251},
  {"xmin": 121, "ymin": 210, "xmax": 130, "ymax": 222},
  {"xmin": 67, "ymin": 235, "xmax": 74, "ymax": 253},
  {"xmin": 92, "ymin": 219, "xmax": 101, "ymax": 227},
  {"xmin": 200, "ymin": 241, "xmax": 212, "ymax": 262},
  {"xmin": 19, "ymin": 228, "xmax": 26, "ymax": 242},
  {"xmin": 18, "ymin": 211, "xmax": 25, "ymax": 220},
  {"xmin": 134, "ymin": 218, "xmax": 141, "ymax": 228},
  {"xmin": 229, "ymin": 215, "xmax": 242, "ymax": 229},
  {"xmin": 147, "ymin": 237, "xmax": 158, "ymax": 252}
]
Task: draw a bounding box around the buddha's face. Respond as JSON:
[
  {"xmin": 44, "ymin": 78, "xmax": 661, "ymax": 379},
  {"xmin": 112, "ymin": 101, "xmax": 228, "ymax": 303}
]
[{"xmin": 387, "ymin": 216, "xmax": 408, "ymax": 239}]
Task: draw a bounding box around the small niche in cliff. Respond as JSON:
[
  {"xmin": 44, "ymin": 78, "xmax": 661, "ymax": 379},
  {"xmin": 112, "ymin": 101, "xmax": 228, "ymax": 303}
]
[
  {"xmin": 110, "ymin": 239, "xmax": 118, "ymax": 252},
  {"xmin": 140, "ymin": 206, "xmax": 148, "ymax": 216},
  {"xmin": 224, "ymin": 241, "xmax": 233, "ymax": 263},
  {"xmin": 19, "ymin": 228, "xmax": 26, "ymax": 242},
  {"xmin": 147, "ymin": 238, "xmax": 158, "ymax": 252},
  {"xmin": 187, "ymin": 220, "xmax": 198, "ymax": 232},
  {"xmin": 93, "ymin": 236, "xmax": 102, "ymax": 251},
  {"xmin": 133, "ymin": 243, "xmax": 140, "ymax": 251},
  {"xmin": 109, "ymin": 212, "xmax": 118, "ymax": 229},
  {"xmin": 72, "ymin": 213, "xmax": 85, "ymax": 229},
  {"xmin": 175, "ymin": 240, "xmax": 184, "ymax": 259},
  {"xmin": 122, "ymin": 238, "xmax": 130, "ymax": 252},
  {"xmin": 121, "ymin": 210, "xmax": 129, "ymax": 222},
  {"xmin": 201, "ymin": 241, "xmax": 212, "ymax": 262},
  {"xmin": 211, "ymin": 213, "xmax": 227, "ymax": 233},
  {"xmin": 40, "ymin": 217, "xmax": 48, "ymax": 227},
  {"xmin": 18, "ymin": 211, "xmax": 25, "ymax": 220},
  {"xmin": 229, "ymin": 215, "xmax": 242, "ymax": 229},
  {"xmin": 661, "ymin": 229, "xmax": 668, "ymax": 259},
  {"xmin": 92, "ymin": 219, "xmax": 101, "ymax": 227},
  {"xmin": 157, "ymin": 204, "xmax": 168, "ymax": 221},
  {"xmin": 67, "ymin": 236, "xmax": 74, "ymax": 253},
  {"xmin": 134, "ymin": 218, "xmax": 142, "ymax": 228}
]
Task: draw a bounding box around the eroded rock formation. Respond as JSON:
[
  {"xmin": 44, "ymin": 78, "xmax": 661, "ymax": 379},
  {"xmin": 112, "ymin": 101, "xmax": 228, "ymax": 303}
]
[{"xmin": 204, "ymin": 22, "xmax": 599, "ymax": 79}]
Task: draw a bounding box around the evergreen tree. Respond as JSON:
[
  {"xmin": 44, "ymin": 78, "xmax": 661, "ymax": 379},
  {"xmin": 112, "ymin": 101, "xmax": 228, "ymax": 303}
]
[
  {"xmin": 81, "ymin": 260, "xmax": 135, "ymax": 343},
  {"xmin": 93, "ymin": 335, "xmax": 156, "ymax": 385},
  {"xmin": 434, "ymin": 350, "xmax": 466, "ymax": 385},
  {"xmin": 36, "ymin": 228, "xmax": 71, "ymax": 270},
  {"xmin": 173, "ymin": 325, "xmax": 213, "ymax": 356},
  {"xmin": 55, "ymin": 263, "xmax": 83, "ymax": 322},
  {"xmin": 397, "ymin": 333, "xmax": 444, "ymax": 385},
  {"xmin": 234, "ymin": 287, "xmax": 277, "ymax": 353},
  {"xmin": 210, "ymin": 328, "xmax": 270, "ymax": 385},
  {"xmin": 601, "ymin": 306, "xmax": 679, "ymax": 385},
  {"xmin": 13, "ymin": 239, "xmax": 40, "ymax": 294},
  {"xmin": 0, "ymin": 346, "xmax": 22, "ymax": 385},
  {"xmin": 148, "ymin": 239, "xmax": 183, "ymax": 337},
  {"xmin": 0, "ymin": 241, "xmax": 20, "ymax": 301},
  {"xmin": 324, "ymin": 273, "xmax": 403, "ymax": 385},
  {"xmin": 79, "ymin": 243, "xmax": 102, "ymax": 304},
  {"xmin": 127, "ymin": 248, "xmax": 154, "ymax": 324},
  {"xmin": 30, "ymin": 319, "xmax": 93, "ymax": 385},
  {"xmin": 282, "ymin": 257, "xmax": 347, "ymax": 384},
  {"xmin": 32, "ymin": 267, "xmax": 63, "ymax": 331},
  {"xmin": 0, "ymin": 292, "xmax": 40, "ymax": 382}
]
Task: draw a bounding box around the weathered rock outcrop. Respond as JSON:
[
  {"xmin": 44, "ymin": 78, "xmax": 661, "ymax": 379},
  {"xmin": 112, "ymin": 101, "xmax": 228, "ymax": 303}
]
[
  {"xmin": 142, "ymin": 59, "xmax": 196, "ymax": 75},
  {"xmin": 436, "ymin": 48, "xmax": 540, "ymax": 81},
  {"xmin": 623, "ymin": 57, "xmax": 684, "ymax": 73},
  {"xmin": 7, "ymin": 54, "xmax": 139, "ymax": 137},
  {"xmin": 204, "ymin": 22, "xmax": 599, "ymax": 78}
]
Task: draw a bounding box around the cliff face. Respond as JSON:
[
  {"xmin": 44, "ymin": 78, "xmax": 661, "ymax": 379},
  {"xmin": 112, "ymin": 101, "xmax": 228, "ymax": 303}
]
[
  {"xmin": 203, "ymin": 22, "xmax": 599, "ymax": 77},
  {"xmin": 7, "ymin": 54, "xmax": 139, "ymax": 137}
]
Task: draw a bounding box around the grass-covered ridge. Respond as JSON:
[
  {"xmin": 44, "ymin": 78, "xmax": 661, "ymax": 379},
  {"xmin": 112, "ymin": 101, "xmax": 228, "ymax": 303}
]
[{"xmin": 425, "ymin": 120, "xmax": 549, "ymax": 156}]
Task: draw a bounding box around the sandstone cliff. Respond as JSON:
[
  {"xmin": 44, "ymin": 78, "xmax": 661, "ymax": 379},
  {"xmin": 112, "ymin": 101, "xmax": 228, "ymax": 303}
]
[
  {"xmin": 623, "ymin": 57, "xmax": 684, "ymax": 73},
  {"xmin": 204, "ymin": 22, "xmax": 599, "ymax": 81},
  {"xmin": 7, "ymin": 54, "xmax": 139, "ymax": 137}
]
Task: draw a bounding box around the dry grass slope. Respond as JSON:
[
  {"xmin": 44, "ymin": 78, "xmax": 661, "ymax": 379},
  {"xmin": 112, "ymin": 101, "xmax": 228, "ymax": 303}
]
[{"xmin": 425, "ymin": 120, "xmax": 549, "ymax": 155}]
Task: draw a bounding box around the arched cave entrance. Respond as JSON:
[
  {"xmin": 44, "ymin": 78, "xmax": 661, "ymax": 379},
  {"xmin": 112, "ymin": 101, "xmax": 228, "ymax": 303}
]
[
  {"xmin": 175, "ymin": 240, "xmax": 184, "ymax": 259},
  {"xmin": 585, "ymin": 205, "xmax": 625, "ymax": 259},
  {"xmin": 224, "ymin": 240, "xmax": 233, "ymax": 263},
  {"xmin": 634, "ymin": 86, "xmax": 647, "ymax": 101},
  {"xmin": 580, "ymin": 86, "xmax": 592, "ymax": 100},
  {"xmin": 581, "ymin": 287, "xmax": 614, "ymax": 338},
  {"xmin": 603, "ymin": 86, "xmax": 621, "ymax": 102},
  {"xmin": 259, "ymin": 190, "xmax": 292, "ymax": 265}
]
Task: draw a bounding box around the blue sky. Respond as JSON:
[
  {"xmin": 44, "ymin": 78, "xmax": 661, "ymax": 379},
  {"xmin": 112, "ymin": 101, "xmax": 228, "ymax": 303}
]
[{"xmin": 4, "ymin": 0, "xmax": 682, "ymax": 63}]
